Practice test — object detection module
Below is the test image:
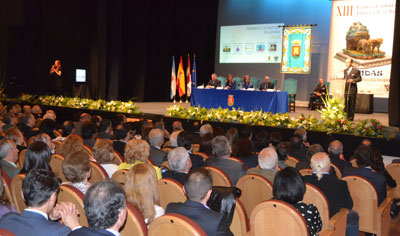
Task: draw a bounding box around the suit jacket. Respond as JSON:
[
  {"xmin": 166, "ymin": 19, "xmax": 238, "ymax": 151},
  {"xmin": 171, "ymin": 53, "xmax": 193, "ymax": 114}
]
[
  {"xmin": 247, "ymin": 168, "xmax": 276, "ymax": 183},
  {"xmin": 329, "ymin": 154, "xmax": 351, "ymax": 173},
  {"xmin": 97, "ymin": 131, "xmax": 115, "ymax": 140},
  {"xmin": 241, "ymin": 82, "xmax": 254, "ymax": 89},
  {"xmin": 162, "ymin": 170, "xmax": 187, "ymax": 185},
  {"xmin": 0, "ymin": 210, "xmax": 71, "ymax": 236},
  {"xmin": 68, "ymin": 227, "xmax": 115, "ymax": 236},
  {"xmin": 189, "ymin": 153, "xmax": 205, "ymax": 170},
  {"xmin": 207, "ymin": 79, "xmax": 222, "ymax": 88},
  {"xmin": 343, "ymin": 166, "xmax": 387, "ymax": 205},
  {"xmin": 225, "ymin": 81, "xmax": 236, "ymax": 89},
  {"xmin": 205, "ymin": 157, "xmax": 246, "ymax": 186},
  {"xmin": 259, "ymin": 81, "xmax": 274, "ymax": 90},
  {"xmin": 166, "ymin": 200, "xmax": 233, "ymax": 236},
  {"xmin": 344, "ymin": 66, "xmax": 362, "ymax": 93},
  {"xmin": 113, "ymin": 140, "xmax": 126, "ymax": 157},
  {"xmin": 18, "ymin": 123, "xmax": 39, "ymax": 140},
  {"xmin": 149, "ymin": 145, "xmax": 168, "ymax": 166},
  {"xmin": 289, "ymin": 145, "xmax": 308, "ymax": 163},
  {"xmin": 0, "ymin": 160, "xmax": 21, "ymax": 180},
  {"xmin": 303, "ymin": 174, "xmax": 353, "ymax": 218},
  {"xmin": 312, "ymin": 83, "xmax": 327, "ymax": 96}
]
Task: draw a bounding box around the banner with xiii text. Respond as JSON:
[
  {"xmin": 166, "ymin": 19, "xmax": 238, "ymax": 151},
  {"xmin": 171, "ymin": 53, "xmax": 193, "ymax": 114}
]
[
  {"xmin": 281, "ymin": 25, "xmax": 313, "ymax": 74},
  {"xmin": 327, "ymin": 0, "xmax": 396, "ymax": 98}
]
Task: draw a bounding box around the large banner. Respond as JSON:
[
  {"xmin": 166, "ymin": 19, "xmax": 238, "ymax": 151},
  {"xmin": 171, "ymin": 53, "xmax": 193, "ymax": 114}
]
[
  {"xmin": 281, "ymin": 25, "xmax": 313, "ymax": 74},
  {"xmin": 327, "ymin": 0, "xmax": 396, "ymax": 98}
]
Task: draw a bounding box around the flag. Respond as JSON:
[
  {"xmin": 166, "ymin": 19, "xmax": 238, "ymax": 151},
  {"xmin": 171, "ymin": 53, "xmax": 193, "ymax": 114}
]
[
  {"xmin": 170, "ymin": 56, "xmax": 176, "ymax": 100},
  {"xmin": 177, "ymin": 55, "xmax": 186, "ymax": 97},
  {"xmin": 191, "ymin": 55, "xmax": 197, "ymax": 88},
  {"xmin": 186, "ymin": 54, "xmax": 191, "ymax": 97}
]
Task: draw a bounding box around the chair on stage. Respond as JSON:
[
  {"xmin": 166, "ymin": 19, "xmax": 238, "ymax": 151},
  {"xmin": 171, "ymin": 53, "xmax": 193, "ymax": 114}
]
[
  {"xmin": 204, "ymin": 166, "xmax": 232, "ymax": 187},
  {"xmin": 283, "ymin": 78, "xmax": 297, "ymax": 112},
  {"xmin": 217, "ymin": 77, "xmax": 226, "ymax": 88},
  {"xmin": 270, "ymin": 78, "xmax": 278, "ymax": 89},
  {"xmin": 233, "ymin": 77, "xmax": 243, "ymax": 89},
  {"xmin": 312, "ymin": 81, "xmax": 330, "ymax": 110},
  {"xmin": 250, "ymin": 77, "xmax": 260, "ymax": 89},
  {"xmin": 158, "ymin": 178, "xmax": 187, "ymax": 210},
  {"xmin": 149, "ymin": 213, "xmax": 207, "ymax": 236}
]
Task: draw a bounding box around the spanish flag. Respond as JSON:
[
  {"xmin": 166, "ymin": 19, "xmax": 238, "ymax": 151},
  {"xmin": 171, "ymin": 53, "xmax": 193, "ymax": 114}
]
[
  {"xmin": 177, "ymin": 56, "xmax": 185, "ymax": 97},
  {"xmin": 186, "ymin": 54, "xmax": 191, "ymax": 97}
]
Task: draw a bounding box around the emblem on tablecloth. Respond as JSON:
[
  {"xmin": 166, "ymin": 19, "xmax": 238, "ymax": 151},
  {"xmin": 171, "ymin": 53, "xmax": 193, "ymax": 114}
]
[{"xmin": 227, "ymin": 95, "xmax": 234, "ymax": 106}]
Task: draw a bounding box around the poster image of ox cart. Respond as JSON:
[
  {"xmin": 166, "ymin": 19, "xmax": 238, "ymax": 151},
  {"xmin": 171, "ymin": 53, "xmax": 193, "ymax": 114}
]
[{"xmin": 334, "ymin": 22, "xmax": 391, "ymax": 69}]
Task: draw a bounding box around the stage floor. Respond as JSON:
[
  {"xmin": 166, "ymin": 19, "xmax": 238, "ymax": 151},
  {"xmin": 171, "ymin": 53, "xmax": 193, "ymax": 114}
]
[{"xmin": 135, "ymin": 102, "xmax": 389, "ymax": 127}]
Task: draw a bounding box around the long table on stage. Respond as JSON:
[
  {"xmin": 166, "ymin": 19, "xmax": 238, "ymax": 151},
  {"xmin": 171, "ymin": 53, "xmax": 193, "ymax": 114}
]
[{"xmin": 190, "ymin": 88, "xmax": 289, "ymax": 113}]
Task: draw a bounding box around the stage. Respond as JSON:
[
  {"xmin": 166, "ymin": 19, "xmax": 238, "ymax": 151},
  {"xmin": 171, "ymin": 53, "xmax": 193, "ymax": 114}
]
[{"xmin": 135, "ymin": 102, "xmax": 390, "ymax": 127}]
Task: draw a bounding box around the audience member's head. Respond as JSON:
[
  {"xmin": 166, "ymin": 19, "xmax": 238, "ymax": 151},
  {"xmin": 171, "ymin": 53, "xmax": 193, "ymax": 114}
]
[
  {"xmin": 212, "ymin": 135, "xmax": 231, "ymax": 158},
  {"xmin": 5, "ymin": 127, "xmax": 25, "ymax": 146},
  {"xmin": 2, "ymin": 113, "xmax": 17, "ymax": 126},
  {"xmin": 184, "ymin": 168, "xmax": 212, "ymax": 203},
  {"xmin": 354, "ymin": 145, "xmax": 373, "ymax": 168},
  {"xmin": 0, "ymin": 139, "xmax": 18, "ymax": 163},
  {"xmin": 80, "ymin": 113, "xmax": 92, "ymax": 123},
  {"xmin": 253, "ymin": 130, "xmax": 269, "ymax": 153},
  {"xmin": 305, "ymin": 144, "xmax": 324, "ymax": 163},
  {"xmin": 59, "ymin": 134, "xmax": 83, "ymax": 157},
  {"xmin": 21, "ymin": 114, "xmax": 36, "ymax": 128},
  {"xmin": 213, "ymin": 127, "xmax": 225, "ymax": 137},
  {"xmin": 22, "ymin": 141, "xmax": 51, "ymax": 174},
  {"xmin": 172, "ymin": 121, "xmax": 183, "ymax": 132},
  {"xmin": 99, "ymin": 119, "xmax": 112, "ymax": 134},
  {"xmin": 238, "ymin": 125, "xmax": 252, "ymax": 139},
  {"xmin": 91, "ymin": 115, "xmax": 102, "ymax": 127},
  {"xmin": 82, "ymin": 121, "xmax": 98, "ymax": 141},
  {"xmin": 93, "ymin": 139, "xmax": 115, "ymax": 164},
  {"xmin": 258, "ymin": 147, "xmax": 278, "ymax": 170},
  {"xmin": 154, "ymin": 121, "xmax": 165, "ymax": 131},
  {"xmin": 112, "ymin": 114, "xmax": 126, "ymax": 128},
  {"xmin": 370, "ymin": 147, "xmax": 385, "ymax": 172},
  {"xmin": 115, "ymin": 124, "xmax": 131, "ymax": 141},
  {"xmin": 273, "ymin": 167, "xmax": 305, "ymax": 205},
  {"xmin": 62, "ymin": 121, "xmax": 76, "ymax": 137},
  {"xmin": 360, "ymin": 139, "xmax": 372, "ymax": 147},
  {"xmin": 169, "ymin": 130, "xmax": 182, "ymax": 147},
  {"xmin": 310, "ymin": 152, "xmax": 331, "ymax": 180},
  {"xmin": 39, "ymin": 119, "xmax": 57, "ymax": 138},
  {"xmin": 63, "ymin": 150, "xmax": 91, "ymax": 184},
  {"xmin": 124, "ymin": 139, "xmax": 150, "ymax": 163},
  {"xmin": 126, "ymin": 163, "xmax": 160, "ymax": 224},
  {"xmin": 269, "ymin": 132, "xmax": 283, "ymax": 148},
  {"xmin": 177, "ymin": 131, "xmax": 193, "ymax": 151},
  {"xmin": 148, "ymin": 128, "xmax": 164, "ymax": 148},
  {"xmin": 44, "ymin": 110, "xmax": 57, "ymax": 121},
  {"xmin": 168, "ymin": 147, "xmax": 192, "ymax": 173},
  {"xmin": 276, "ymin": 141, "xmax": 290, "ymax": 162},
  {"xmin": 290, "ymin": 134, "xmax": 303, "ymax": 150},
  {"xmin": 34, "ymin": 133, "xmax": 55, "ymax": 153},
  {"xmin": 328, "ymin": 140, "xmax": 343, "ymax": 156},
  {"xmin": 232, "ymin": 138, "xmax": 253, "ymax": 158},
  {"xmin": 225, "ymin": 128, "xmax": 238, "ymax": 147},
  {"xmin": 294, "ymin": 128, "xmax": 307, "ymax": 143},
  {"xmin": 32, "ymin": 105, "xmax": 42, "ymax": 116},
  {"xmin": 84, "ymin": 180, "xmax": 127, "ymax": 231},
  {"xmin": 22, "ymin": 105, "xmax": 32, "ymax": 115},
  {"xmin": 199, "ymin": 124, "xmax": 213, "ymax": 137},
  {"xmin": 200, "ymin": 133, "xmax": 214, "ymax": 156}
]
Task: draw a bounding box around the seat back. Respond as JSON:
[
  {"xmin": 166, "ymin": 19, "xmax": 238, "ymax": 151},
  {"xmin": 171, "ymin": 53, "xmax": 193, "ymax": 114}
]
[
  {"xmin": 284, "ymin": 156, "xmax": 299, "ymax": 167},
  {"xmin": 88, "ymin": 161, "xmax": 109, "ymax": 184},
  {"xmin": 149, "ymin": 213, "xmax": 207, "ymax": 236},
  {"xmin": 1, "ymin": 170, "xmax": 13, "ymax": 206},
  {"xmin": 57, "ymin": 184, "xmax": 88, "ymax": 226},
  {"xmin": 299, "ymin": 168, "xmax": 312, "ymax": 176},
  {"xmin": 0, "ymin": 228, "xmax": 16, "ymax": 236},
  {"xmin": 236, "ymin": 174, "xmax": 273, "ymax": 217},
  {"xmin": 233, "ymin": 77, "xmax": 243, "ymax": 89},
  {"xmin": 303, "ymin": 183, "xmax": 330, "ymax": 232},
  {"xmin": 113, "ymin": 151, "xmax": 124, "ymax": 165},
  {"xmin": 250, "ymin": 200, "xmax": 308, "ymax": 236},
  {"xmin": 204, "ymin": 166, "xmax": 232, "ymax": 187},
  {"xmin": 386, "ymin": 163, "xmax": 400, "ymax": 198},
  {"xmin": 193, "ymin": 152, "xmax": 209, "ymax": 161},
  {"xmin": 250, "ymin": 77, "xmax": 260, "ymax": 89},
  {"xmin": 120, "ymin": 202, "xmax": 148, "ymax": 236},
  {"xmin": 10, "ymin": 174, "xmax": 26, "ymax": 213},
  {"xmin": 111, "ymin": 169, "xmax": 129, "ymax": 186},
  {"xmin": 324, "ymin": 81, "xmax": 330, "ymax": 94},
  {"xmin": 342, "ymin": 176, "xmax": 379, "ymax": 234},
  {"xmin": 82, "ymin": 144, "xmax": 94, "ymax": 156},
  {"xmin": 17, "ymin": 149, "xmax": 27, "ymax": 169},
  {"xmin": 217, "ymin": 77, "xmax": 226, "ymax": 87},
  {"xmin": 270, "ymin": 78, "xmax": 278, "ymax": 89},
  {"xmin": 230, "ymin": 198, "xmax": 249, "ymax": 236},
  {"xmin": 230, "ymin": 157, "xmax": 248, "ymax": 170},
  {"xmin": 50, "ymin": 154, "xmax": 67, "ymax": 182},
  {"xmin": 330, "ymin": 163, "xmax": 342, "ymax": 179},
  {"xmin": 283, "ymin": 78, "xmax": 298, "ymax": 94},
  {"xmin": 158, "ymin": 178, "xmax": 187, "ymax": 210}
]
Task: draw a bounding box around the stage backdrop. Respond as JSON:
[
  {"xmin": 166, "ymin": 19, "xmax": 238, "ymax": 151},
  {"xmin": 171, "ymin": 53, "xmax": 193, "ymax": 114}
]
[{"xmin": 327, "ymin": 0, "xmax": 396, "ymax": 98}]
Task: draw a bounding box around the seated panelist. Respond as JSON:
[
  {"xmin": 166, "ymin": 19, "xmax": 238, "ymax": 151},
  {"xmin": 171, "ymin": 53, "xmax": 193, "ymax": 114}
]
[
  {"xmin": 225, "ymin": 74, "xmax": 236, "ymax": 90},
  {"xmin": 206, "ymin": 73, "xmax": 221, "ymax": 88},
  {"xmin": 259, "ymin": 76, "xmax": 274, "ymax": 90},
  {"xmin": 241, "ymin": 75, "xmax": 254, "ymax": 89},
  {"xmin": 308, "ymin": 78, "xmax": 327, "ymax": 110}
]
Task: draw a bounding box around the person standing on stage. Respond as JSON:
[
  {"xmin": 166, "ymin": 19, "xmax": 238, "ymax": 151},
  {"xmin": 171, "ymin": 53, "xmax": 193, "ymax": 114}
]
[
  {"xmin": 259, "ymin": 76, "xmax": 274, "ymax": 91},
  {"xmin": 225, "ymin": 74, "xmax": 236, "ymax": 89},
  {"xmin": 241, "ymin": 75, "xmax": 254, "ymax": 89},
  {"xmin": 206, "ymin": 73, "xmax": 221, "ymax": 88},
  {"xmin": 344, "ymin": 58, "xmax": 362, "ymax": 121},
  {"xmin": 308, "ymin": 78, "xmax": 327, "ymax": 110},
  {"xmin": 49, "ymin": 59, "xmax": 63, "ymax": 95}
]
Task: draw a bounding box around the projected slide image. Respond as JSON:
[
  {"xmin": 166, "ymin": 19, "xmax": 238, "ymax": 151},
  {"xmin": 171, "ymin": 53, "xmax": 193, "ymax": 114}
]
[{"xmin": 219, "ymin": 23, "xmax": 283, "ymax": 63}]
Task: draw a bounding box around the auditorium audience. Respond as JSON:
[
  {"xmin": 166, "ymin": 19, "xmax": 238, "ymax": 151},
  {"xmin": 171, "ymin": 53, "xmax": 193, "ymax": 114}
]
[
  {"xmin": 20, "ymin": 141, "xmax": 51, "ymax": 174},
  {"xmin": 166, "ymin": 168, "xmax": 233, "ymax": 235},
  {"xmin": 225, "ymin": 127, "xmax": 238, "ymax": 147},
  {"xmin": 247, "ymin": 147, "xmax": 278, "ymax": 182},
  {"xmin": 0, "ymin": 177, "xmax": 17, "ymax": 219},
  {"xmin": 289, "ymin": 134, "xmax": 308, "ymax": 162},
  {"xmin": 2, "ymin": 113, "xmax": 18, "ymax": 132},
  {"xmin": 199, "ymin": 133, "xmax": 213, "ymax": 156},
  {"xmin": 31, "ymin": 105, "xmax": 42, "ymax": 119},
  {"xmin": 0, "ymin": 169, "xmax": 80, "ymax": 235},
  {"xmin": 162, "ymin": 147, "xmax": 192, "ymax": 184},
  {"xmin": 199, "ymin": 123, "xmax": 213, "ymax": 137},
  {"xmin": 61, "ymin": 121, "xmax": 76, "ymax": 137},
  {"xmin": 76, "ymin": 113, "xmax": 91, "ymax": 136},
  {"xmin": 276, "ymin": 141, "xmax": 290, "ymax": 169},
  {"xmin": 205, "ymin": 135, "xmax": 246, "ymax": 186},
  {"xmin": 113, "ymin": 123, "xmax": 131, "ymax": 157},
  {"xmin": 69, "ymin": 180, "xmax": 127, "ymax": 236},
  {"xmin": 252, "ymin": 130, "xmax": 269, "ymax": 153},
  {"xmin": 295, "ymin": 143, "xmax": 324, "ymax": 171},
  {"xmin": 148, "ymin": 128, "xmax": 167, "ymax": 166},
  {"xmin": 328, "ymin": 140, "xmax": 351, "ymax": 173},
  {"xmin": 273, "ymin": 167, "xmax": 322, "ymax": 236},
  {"xmin": 82, "ymin": 121, "xmax": 98, "ymax": 148},
  {"xmin": 118, "ymin": 139, "xmax": 162, "ymax": 180},
  {"xmin": 303, "ymin": 153, "xmax": 359, "ymax": 236},
  {"xmin": 168, "ymin": 130, "xmax": 182, "ymax": 148},
  {"xmin": 177, "ymin": 131, "xmax": 204, "ymax": 170},
  {"xmin": 58, "ymin": 134, "xmax": 84, "ymax": 157},
  {"xmin": 268, "ymin": 131, "xmax": 282, "ymax": 148},
  {"xmin": 96, "ymin": 119, "xmax": 114, "ymax": 140},
  {"xmin": 19, "ymin": 113, "xmax": 38, "ymax": 140},
  {"xmin": 370, "ymin": 148, "xmax": 397, "ymax": 188},
  {"xmin": 34, "ymin": 133, "xmax": 55, "ymax": 154},
  {"xmin": 232, "ymin": 137, "xmax": 257, "ymax": 168},
  {"xmin": 93, "ymin": 139, "xmax": 118, "ymax": 177},
  {"xmin": 0, "ymin": 139, "xmax": 20, "ymax": 179},
  {"xmin": 62, "ymin": 150, "xmax": 92, "ymax": 194},
  {"xmin": 126, "ymin": 163, "xmax": 164, "ymax": 225},
  {"xmin": 22, "ymin": 105, "xmax": 31, "ymax": 116},
  {"xmin": 38, "ymin": 119, "xmax": 57, "ymax": 140},
  {"xmin": 5, "ymin": 127, "xmax": 26, "ymax": 152},
  {"xmin": 43, "ymin": 110, "xmax": 57, "ymax": 121},
  {"xmin": 172, "ymin": 120, "xmax": 183, "ymax": 132},
  {"xmin": 294, "ymin": 128, "xmax": 309, "ymax": 147}
]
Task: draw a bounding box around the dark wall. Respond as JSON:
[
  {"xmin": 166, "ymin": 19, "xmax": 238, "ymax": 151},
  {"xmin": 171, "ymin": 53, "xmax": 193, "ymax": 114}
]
[{"xmin": 0, "ymin": 0, "xmax": 219, "ymax": 101}]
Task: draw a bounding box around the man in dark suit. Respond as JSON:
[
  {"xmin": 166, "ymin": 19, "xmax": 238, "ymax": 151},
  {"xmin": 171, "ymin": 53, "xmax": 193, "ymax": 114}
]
[
  {"xmin": 69, "ymin": 180, "xmax": 127, "ymax": 236},
  {"xmin": 18, "ymin": 114, "xmax": 39, "ymax": 140},
  {"xmin": 0, "ymin": 169, "xmax": 80, "ymax": 236},
  {"xmin": 166, "ymin": 168, "xmax": 233, "ymax": 235},
  {"xmin": 343, "ymin": 146, "xmax": 386, "ymax": 205},
  {"xmin": 328, "ymin": 140, "xmax": 351, "ymax": 173},
  {"xmin": 97, "ymin": 119, "xmax": 114, "ymax": 140},
  {"xmin": 259, "ymin": 76, "xmax": 275, "ymax": 90},
  {"xmin": 344, "ymin": 58, "xmax": 362, "ymax": 121},
  {"xmin": 289, "ymin": 134, "xmax": 308, "ymax": 163},
  {"xmin": 149, "ymin": 128, "xmax": 168, "ymax": 166},
  {"xmin": 177, "ymin": 131, "xmax": 204, "ymax": 170},
  {"xmin": 113, "ymin": 124, "xmax": 131, "ymax": 157},
  {"xmin": 206, "ymin": 73, "xmax": 221, "ymax": 88},
  {"xmin": 308, "ymin": 78, "xmax": 327, "ymax": 110},
  {"xmin": 205, "ymin": 136, "xmax": 246, "ymax": 186},
  {"xmin": 303, "ymin": 153, "xmax": 359, "ymax": 236},
  {"xmin": 0, "ymin": 139, "xmax": 20, "ymax": 180},
  {"xmin": 162, "ymin": 147, "xmax": 192, "ymax": 184}
]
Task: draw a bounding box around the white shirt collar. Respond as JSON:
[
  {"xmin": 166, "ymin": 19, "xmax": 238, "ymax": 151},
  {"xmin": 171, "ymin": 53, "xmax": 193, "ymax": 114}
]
[
  {"xmin": 24, "ymin": 209, "xmax": 48, "ymax": 220},
  {"xmin": 4, "ymin": 160, "xmax": 17, "ymax": 168},
  {"xmin": 106, "ymin": 229, "xmax": 121, "ymax": 236}
]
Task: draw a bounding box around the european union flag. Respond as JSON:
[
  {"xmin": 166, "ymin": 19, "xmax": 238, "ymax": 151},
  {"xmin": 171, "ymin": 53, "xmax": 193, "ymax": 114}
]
[{"xmin": 191, "ymin": 56, "xmax": 197, "ymax": 87}]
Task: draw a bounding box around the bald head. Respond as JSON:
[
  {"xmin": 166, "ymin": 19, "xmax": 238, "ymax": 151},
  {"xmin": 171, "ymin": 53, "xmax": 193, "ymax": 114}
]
[
  {"xmin": 149, "ymin": 128, "xmax": 164, "ymax": 147},
  {"xmin": 310, "ymin": 152, "xmax": 331, "ymax": 179},
  {"xmin": 328, "ymin": 140, "xmax": 343, "ymax": 156},
  {"xmin": 258, "ymin": 147, "xmax": 278, "ymax": 170}
]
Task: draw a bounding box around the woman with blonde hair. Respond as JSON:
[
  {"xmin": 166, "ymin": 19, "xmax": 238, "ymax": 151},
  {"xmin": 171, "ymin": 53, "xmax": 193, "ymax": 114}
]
[
  {"xmin": 58, "ymin": 134, "xmax": 84, "ymax": 157},
  {"xmin": 118, "ymin": 139, "xmax": 161, "ymax": 179},
  {"xmin": 93, "ymin": 139, "xmax": 118, "ymax": 177},
  {"xmin": 125, "ymin": 163, "xmax": 164, "ymax": 225}
]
